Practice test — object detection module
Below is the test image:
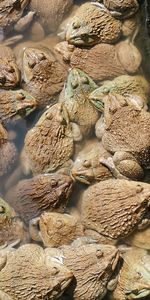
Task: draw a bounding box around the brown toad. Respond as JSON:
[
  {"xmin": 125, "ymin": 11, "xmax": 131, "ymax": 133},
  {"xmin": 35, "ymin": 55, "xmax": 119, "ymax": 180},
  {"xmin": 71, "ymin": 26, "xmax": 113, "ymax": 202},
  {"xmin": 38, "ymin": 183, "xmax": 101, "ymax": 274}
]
[
  {"xmin": 59, "ymin": 68, "xmax": 100, "ymax": 137},
  {"xmin": 23, "ymin": 103, "xmax": 81, "ymax": 175},
  {"xmin": 22, "ymin": 46, "xmax": 68, "ymax": 108},
  {"xmin": 29, "ymin": 0, "xmax": 73, "ymax": 33},
  {"xmin": 55, "ymin": 35, "xmax": 141, "ymax": 81},
  {"xmin": 0, "ymin": 45, "xmax": 20, "ymax": 89},
  {"xmin": 0, "ymin": 243, "xmax": 73, "ymax": 300},
  {"xmin": 80, "ymin": 179, "xmax": 150, "ymax": 244},
  {"xmin": 0, "ymin": 89, "xmax": 37, "ymax": 123},
  {"xmin": 66, "ymin": 2, "xmax": 122, "ymax": 46},
  {"xmin": 91, "ymin": 93, "xmax": 150, "ymax": 180},
  {"xmin": 102, "ymin": 0, "xmax": 139, "ymax": 19},
  {"xmin": 71, "ymin": 139, "xmax": 112, "ymax": 184},
  {"xmin": 47, "ymin": 241, "xmax": 121, "ymax": 300},
  {"xmin": 110, "ymin": 248, "xmax": 150, "ymax": 300},
  {"xmin": 5, "ymin": 173, "xmax": 73, "ymax": 223},
  {"xmin": 29, "ymin": 211, "xmax": 84, "ymax": 247},
  {"xmin": 0, "ymin": 197, "xmax": 28, "ymax": 247}
]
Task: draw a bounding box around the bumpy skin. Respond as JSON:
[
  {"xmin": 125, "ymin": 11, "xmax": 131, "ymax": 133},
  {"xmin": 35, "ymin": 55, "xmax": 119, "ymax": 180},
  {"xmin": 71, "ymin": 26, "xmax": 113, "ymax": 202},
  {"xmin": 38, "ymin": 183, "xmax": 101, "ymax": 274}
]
[
  {"xmin": 0, "ymin": 141, "xmax": 18, "ymax": 177},
  {"xmin": 47, "ymin": 242, "xmax": 120, "ymax": 300},
  {"xmin": 90, "ymin": 75, "xmax": 150, "ymax": 105},
  {"xmin": 66, "ymin": 2, "xmax": 122, "ymax": 46},
  {"xmin": 6, "ymin": 174, "xmax": 73, "ymax": 223},
  {"xmin": 111, "ymin": 248, "xmax": 150, "ymax": 300},
  {"xmin": 81, "ymin": 179, "xmax": 150, "ymax": 242},
  {"xmin": 24, "ymin": 103, "xmax": 74, "ymax": 174},
  {"xmin": 0, "ymin": 244, "xmax": 73, "ymax": 300},
  {"xmin": 103, "ymin": 0, "xmax": 139, "ymax": 19},
  {"xmin": 55, "ymin": 40, "xmax": 141, "ymax": 82},
  {"xmin": 0, "ymin": 45, "xmax": 20, "ymax": 89},
  {"xmin": 71, "ymin": 139, "xmax": 112, "ymax": 184},
  {"xmin": 22, "ymin": 47, "xmax": 68, "ymax": 107},
  {"xmin": 0, "ymin": 89, "xmax": 37, "ymax": 123},
  {"xmin": 29, "ymin": 0, "xmax": 73, "ymax": 33},
  {"xmin": 30, "ymin": 212, "xmax": 84, "ymax": 247},
  {"xmin": 0, "ymin": 197, "xmax": 28, "ymax": 246},
  {"xmin": 0, "ymin": 0, "xmax": 29, "ymax": 33},
  {"xmin": 59, "ymin": 68, "xmax": 99, "ymax": 137}
]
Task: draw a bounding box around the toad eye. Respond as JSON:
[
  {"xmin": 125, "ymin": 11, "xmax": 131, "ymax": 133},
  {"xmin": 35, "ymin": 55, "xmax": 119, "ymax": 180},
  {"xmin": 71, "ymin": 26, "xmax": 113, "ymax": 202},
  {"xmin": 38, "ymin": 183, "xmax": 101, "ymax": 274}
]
[
  {"xmin": 71, "ymin": 79, "xmax": 78, "ymax": 89},
  {"xmin": 0, "ymin": 206, "xmax": 5, "ymax": 213},
  {"xmin": 96, "ymin": 249, "xmax": 103, "ymax": 258},
  {"xmin": 72, "ymin": 21, "xmax": 81, "ymax": 29},
  {"xmin": 83, "ymin": 160, "xmax": 91, "ymax": 168},
  {"xmin": 81, "ymin": 77, "xmax": 89, "ymax": 84},
  {"xmin": 51, "ymin": 179, "xmax": 58, "ymax": 187},
  {"xmin": 51, "ymin": 267, "xmax": 60, "ymax": 276},
  {"xmin": 16, "ymin": 92, "xmax": 26, "ymax": 101}
]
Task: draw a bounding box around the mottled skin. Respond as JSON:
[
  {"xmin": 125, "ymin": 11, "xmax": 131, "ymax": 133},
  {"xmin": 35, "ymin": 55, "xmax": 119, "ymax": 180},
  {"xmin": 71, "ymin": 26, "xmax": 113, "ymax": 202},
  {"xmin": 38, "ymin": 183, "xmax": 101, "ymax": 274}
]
[
  {"xmin": 47, "ymin": 242, "xmax": 121, "ymax": 300},
  {"xmin": 22, "ymin": 46, "xmax": 68, "ymax": 108},
  {"xmin": 5, "ymin": 173, "xmax": 73, "ymax": 223},
  {"xmin": 0, "ymin": 0, "xmax": 32, "ymax": 34},
  {"xmin": 90, "ymin": 75, "xmax": 150, "ymax": 107},
  {"xmin": 80, "ymin": 179, "xmax": 150, "ymax": 244},
  {"xmin": 59, "ymin": 68, "xmax": 99, "ymax": 137},
  {"xmin": 0, "ymin": 197, "xmax": 28, "ymax": 247},
  {"xmin": 55, "ymin": 39, "xmax": 141, "ymax": 82},
  {"xmin": 66, "ymin": 2, "xmax": 122, "ymax": 46},
  {"xmin": 0, "ymin": 89, "xmax": 37, "ymax": 123},
  {"xmin": 103, "ymin": 0, "xmax": 139, "ymax": 19},
  {"xmin": 111, "ymin": 248, "xmax": 150, "ymax": 300},
  {"xmin": 0, "ymin": 45, "xmax": 20, "ymax": 89},
  {"xmin": 71, "ymin": 139, "xmax": 112, "ymax": 184},
  {"xmin": 24, "ymin": 103, "xmax": 75, "ymax": 175},
  {"xmin": 0, "ymin": 125, "xmax": 18, "ymax": 177},
  {"xmin": 92, "ymin": 93, "xmax": 150, "ymax": 180},
  {"xmin": 29, "ymin": 211, "xmax": 84, "ymax": 247},
  {"xmin": 29, "ymin": 0, "xmax": 73, "ymax": 33},
  {"xmin": 0, "ymin": 244, "xmax": 73, "ymax": 300}
]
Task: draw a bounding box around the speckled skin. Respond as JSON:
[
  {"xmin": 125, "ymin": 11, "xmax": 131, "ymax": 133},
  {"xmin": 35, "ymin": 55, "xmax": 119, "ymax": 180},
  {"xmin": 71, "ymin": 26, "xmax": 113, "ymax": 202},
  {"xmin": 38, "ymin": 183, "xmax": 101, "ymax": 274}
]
[
  {"xmin": 80, "ymin": 179, "xmax": 150, "ymax": 243},
  {"xmin": 0, "ymin": 89, "xmax": 37, "ymax": 123},
  {"xmin": 24, "ymin": 103, "xmax": 74, "ymax": 174},
  {"xmin": 66, "ymin": 2, "xmax": 122, "ymax": 46},
  {"xmin": 111, "ymin": 248, "xmax": 150, "ymax": 300},
  {"xmin": 59, "ymin": 68, "xmax": 99, "ymax": 137},
  {"xmin": 5, "ymin": 173, "xmax": 73, "ymax": 223},
  {"xmin": 55, "ymin": 38, "xmax": 141, "ymax": 82},
  {"xmin": 47, "ymin": 242, "xmax": 120, "ymax": 300},
  {"xmin": 71, "ymin": 139, "xmax": 112, "ymax": 184},
  {"xmin": 0, "ymin": 0, "xmax": 30, "ymax": 34},
  {"xmin": 29, "ymin": 0, "xmax": 73, "ymax": 33},
  {"xmin": 0, "ymin": 244, "xmax": 73, "ymax": 300},
  {"xmin": 30, "ymin": 212, "xmax": 84, "ymax": 247},
  {"xmin": 0, "ymin": 141, "xmax": 18, "ymax": 177},
  {"xmin": 0, "ymin": 45, "xmax": 20, "ymax": 89},
  {"xmin": 103, "ymin": 0, "xmax": 139, "ymax": 19},
  {"xmin": 0, "ymin": 197, "xmax": 28, "ymax": 247},
  {"xmin": 22, "ymin": 46, "xmax": 68, "ymax": 108},
  {"xmin": 90, "ymin": 75, "xmax": 150, "ymax": 105}
]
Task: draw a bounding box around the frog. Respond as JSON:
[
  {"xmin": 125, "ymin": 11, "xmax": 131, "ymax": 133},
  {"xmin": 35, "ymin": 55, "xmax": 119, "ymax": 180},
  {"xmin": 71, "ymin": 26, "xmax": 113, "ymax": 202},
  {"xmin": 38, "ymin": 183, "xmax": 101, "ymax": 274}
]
[
  {"xmin": 5, "ymin": 173, "xmax": 73, "ymax": 224},
  {"xmin": 0, "ymin": 89, "xmax": 37, "ymax": 123},
  {"xmin": 110, "ymin": 248, "xmax": 150, "ymax": 300},
  {"xmin": 0, "ymin": 124, "xmax": 18, "ymax": 177},
  {"xmin": 0, "ymin": 243, "xmax": 73, "ymax": 300},
  {"xmin": 0, "ymin": 197, "xmax": 28, "ymax": 247},
  {"xmin": 22, "ymin": 46, "xmax": 68, "ymax": 108},
  {"xmin": 0, "ymin": 45, "xmax": 20, "ymax": 89},
  {"xmin": 71, "ymin": 139, "xmax": 113, "ymax": 184},
  {"xmin": 66, "ymin": 2, "xmax": 122, "ymax": 46},
  {"xmin": 29, "ymin": 0, "xmax": 73, "ymax": 33},
  {"xmin": 59, "ymin": 68, "xmax": 100, "ymax": 137},
  {"xmin": 91, "ymin": 93, "xmax": 150, "ymax": 180},
  {"xmin": 23, "ymin": 103, "xmax": 81, "ymax": 175},
  {"xmin": 0, "ymin": 0, "xmax": 34, "ymax": 35},
  {"xmin": 102, "ymin": 0, "xmax": 139, "ymax": 19},
  {"xmin": 90, "ymin": 75, "xmax": 150, "ymax": 109},
  {"xmin": 46, "ymin": 241, "xmax": 121, "ymax": 300},
  {"xmin": 80, "ymin": 179, "xmax": 150, "ymax": 244},
  {"xmin": 29, "ymin": 211, "xmax": 84, "ymax": 247}
]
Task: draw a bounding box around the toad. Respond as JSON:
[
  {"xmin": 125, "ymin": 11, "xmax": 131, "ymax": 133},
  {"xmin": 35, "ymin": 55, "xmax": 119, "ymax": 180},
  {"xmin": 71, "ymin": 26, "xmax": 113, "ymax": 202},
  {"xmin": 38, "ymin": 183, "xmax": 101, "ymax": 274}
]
[{"xmin": 102, "ymin": 0, "xmax": 139, "ymax": 19}]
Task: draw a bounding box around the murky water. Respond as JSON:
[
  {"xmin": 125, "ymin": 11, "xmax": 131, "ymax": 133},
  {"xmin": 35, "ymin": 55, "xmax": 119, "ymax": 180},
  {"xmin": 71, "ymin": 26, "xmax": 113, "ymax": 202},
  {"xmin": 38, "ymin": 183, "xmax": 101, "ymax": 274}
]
[{"xmin": 1, "ymin": 0, "xmax": 150, "ymax": 299}]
